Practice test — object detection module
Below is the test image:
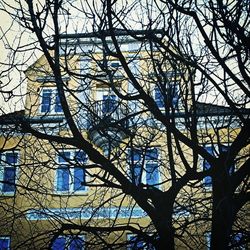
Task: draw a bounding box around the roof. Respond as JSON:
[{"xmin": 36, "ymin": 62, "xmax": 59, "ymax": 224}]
[
  {"xmin": 59, "ymin": 29, "xmax": 165, "ymax": 39},
  {"xmin": 195, "ymin": 102, "xmax": 250, "ymax": 117}
]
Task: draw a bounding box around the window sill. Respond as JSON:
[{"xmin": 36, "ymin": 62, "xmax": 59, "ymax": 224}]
[
  {"xmin": 53, "ymin": 190, "xmax": 88, "ymax": 196},
  {"xmin": 0, "ymin": 192, "xmax": 15, "ymax": 196}
]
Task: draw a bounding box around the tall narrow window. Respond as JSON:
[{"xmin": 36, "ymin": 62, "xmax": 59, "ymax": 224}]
[
  {"xmin": 41, "ymin": 89, "xmax": 52, "ymax": 113},
  {"xmin": 56, "ymin": 151, "xmax": 87, "ymax": 193},
  {"xmin": 203, "ymin": 146, "xmax": 213, "ymax": 187},
  {"xmin": 0, "ymin": 152, "xmax": 18, "ymax": 194},
  {"xmin": 154, "ymin": 82, "xmax": 179, "ymax": 108},
  {"xmin": 203, "ymin": 144, "xmax": 234, "ymax": 188},
  {"xmin": 102, "ymin": 95, "xmax": 117, "ymax": 114},
  {"xmin": 129, "ymin": 148, "xmax": 160, "ymax": 188},
  {"xmin": 40, "ymin": 88, "xmax": 63, "ymax": 114},
  {"xmin": 220, "ymin": 145, "xmax": 235, "ymax": 174},
  {"xmin": 154, "ymin": 86, "xmax": 164, "ymax": 108},
  {"xmin": 55, "ymin": 92, "xmax": 63, "ymax": 113},
  {"xmin": 169, "ymin": 82, "xmax": 179, "ymax": 107}
]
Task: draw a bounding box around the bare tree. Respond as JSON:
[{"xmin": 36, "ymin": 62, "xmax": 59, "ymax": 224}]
[{"xmin": 0, "ymin": 0, "xmax": 249, "ymax": 249}]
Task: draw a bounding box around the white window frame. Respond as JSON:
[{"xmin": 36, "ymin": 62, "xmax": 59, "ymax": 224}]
[
  {"xmin": 128, "ymin": 147, "xmax": 161, "ymax": 188},
  {"xmin": 52, "ymin": 235, "xmax": 85, "ymax": 250},
  {"xmin": 54, "ymin": 150, "xmax": 88, "ymax": 195},
  {"xmin": 40, "ymin": 87, "xmax": 63, "ymax": 114},
  {"xmin": 0, "ymin": 151, "xmax": 19, "ymax": 196}
]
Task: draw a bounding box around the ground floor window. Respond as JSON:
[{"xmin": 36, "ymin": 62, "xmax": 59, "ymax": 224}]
[
  {"xmin": 52, "ymin": 235, "xmax": 84, "ymax": 250},
  {"xmin": 0, "ymin": 236, "xmax": 10, "ymax": 250}
]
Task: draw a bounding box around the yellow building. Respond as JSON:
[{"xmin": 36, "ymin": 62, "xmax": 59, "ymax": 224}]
[{"xmin": 0, "ymin": 30, "xmax": 249, "ymax": 250}]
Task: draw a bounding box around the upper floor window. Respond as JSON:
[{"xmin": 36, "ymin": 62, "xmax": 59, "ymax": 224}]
[
  {"xmin": 109, "ymin": 60, "xmax": 123, "ymax": 78},
  {"xmin": 56, "ymin": 150, "xmax": 87, "ymax": 193},
  {"xmin": 40, "ymin": 88, "xmax": 63, "ymax": 114},
  {"xmin": 128, "ymin": 148, "xmax": 160, "ymax": 188},
  {"xmin": 52, "ymin": 235, "xmax": 84, "ymax": 250},
  {"xmin": 96, "ymin": 88, "xmax": 118, "ymax": 115},
  {"xmin": 102, "ymin": 95, "xmax": 117, "ymax": 114},
  {"xmin": 0, "ymin": 152, "xmax": 18, "ymax": 195},
  {"xmin": 154, "ymin": 82, "xmax": 179, "ymax": 109},
  {"xmin": 0, "ymin": 236, "xmax": 10, "ymax": 250}
]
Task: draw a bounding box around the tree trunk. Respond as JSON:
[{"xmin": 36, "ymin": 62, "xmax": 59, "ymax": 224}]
[{"xmin": 211, "ymin": 166, "xmax": 233, "ymax": 249}]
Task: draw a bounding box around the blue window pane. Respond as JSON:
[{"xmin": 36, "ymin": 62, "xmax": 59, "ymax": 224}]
[
  {"xmin": 230, "ymin": 233, "xmax": 245, "ymax": 249},
  {"xmin": 55, "ymin": 92, "xmax": 63, "ymax": 113},
  {"xmin": 58, "ymin": 152, "xmax": 71, "ymax": 163},
  {"xmin": 129, "ymin": 236, "xmax": 144, "ymax": 250},
  {"xmin": 203, "ymin": 146, "xmax": 213, "ymax": 187},
  {"xmin": 145, "ymin": 148, "xmax": 158, "ymax": 160},
  {"xmin": 170, "ymin": 84, "xmax": 178, "ymax": 107},
  {"xmin": 146, "ymin": 163, "xmax": 159, "ymax": 186},
  {"xmin": 57, "ymin": 168, "xmax": 69, "ymax": 191},
  {"xmin": 102, "ymin": 95, "xmax": 116, "ymax": 113},
  {"xmin": 220, "ymin": 145, "xmax": 235, "ymax": 175},
  {"xmin": 75, "ymin": 151, "xmax": 87, "ymax": 163},
  {"xmin": 74, "ymin": 168, "xmax": 85, "ymax": 191},
  {"xmin": 6, "ymin": 153, "xmax": 18, "ymax": 164},
  {"xmin": 203, "ymin": 161, "xmax": 212, "ymax": 187},
  {"xmin": 2, "ymin": 167, "xmax": 16, "ymax": 192},
  {"xmin": 70, "ymin": 237, "xmax": 84, "ymax": 250},
  {"xmin": 111, "ymin": 62, "xmax": 120, "ymax": 68},
  {"xmin": 130, "ymin": 150, "xmax": 141, "ymax": 162},
  {"xmin": 129, "ymin": 236, "xmax": 155, "ymax": 250},
  {"xmin": 133, "ymin": 164, "xmax": 143, "ymax": 186},
  {"xmin": 154, "ymin": 87, "xmax": 164, "ymax": 108},
  {"xmin": 41, "ymin": 90, "xmax": 52, "ymax": 113},
  {"xmin": 0, "ymin": 238, "xmax": 10, "ymax": 250},
  {"xmin": 52, "ymin": 237, "xmax": 66, "ymax": 250}
]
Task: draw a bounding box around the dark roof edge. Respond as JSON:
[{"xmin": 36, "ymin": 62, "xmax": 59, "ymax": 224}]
[{"xmin": 59, "ymin": 29, "xmax": 165, "ymax": 39}]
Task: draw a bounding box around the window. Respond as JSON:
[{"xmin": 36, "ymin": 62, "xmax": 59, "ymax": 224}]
[
  {"xmin": 203, "ymin": 146, "xmax": 213, "ymax": 188},
  {"xmin": 40, "ymin": 88, "xmax": 62, "ymax": 113},
  {"xmin": 96, "ymin": 88, "xmax": 118, "ymax": 115},
  {"xmin": 205, "ymin": 232, "xmax": 245, "ymax": 250},
  {"xmin": 230, "ymin": 232, "xmax": 246, "ymax": 250},
  {"xmin": 0, "ymin": 152, "xmax": 18, "ymax": 194},
  {"xmin": 102, "ymin": 95, "xmax": 117, "ymax": 114},
  {"xmin": 0, "ymin": 236, "xmax": 10, "ymax": 250},
  {"xmin": 56, "ymin": 150, "xmax": 87, "ymax": 193},
  {"xmin": 52, "ymin": 235, "xmax": 84, "ymax": 250},
  {"xmin": 154, "ymin": 82, "xmax": 179, "ymax": 108},
  {"xmin": 127, "ymin": 234, "xmax": 155, "ymax": 250},
  {"xmin": 203, "ymin": 145, "xmax": 234, "ymax": 188},
  {"xmin": 205, "ymin": 232, "xmax": 211, "ymax": 249},
  {"xmin": 129, "ymin": 148, "xmax": 160, "ymax": 188},
  {"xmin": 109, "ymin": 60, "xmax": 123, "ymax": 78}
]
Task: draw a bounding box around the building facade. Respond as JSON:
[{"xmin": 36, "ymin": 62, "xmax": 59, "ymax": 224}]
[{"xmin": 0, "ymin": 31, "xmax": 249, "ymax": 249}]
